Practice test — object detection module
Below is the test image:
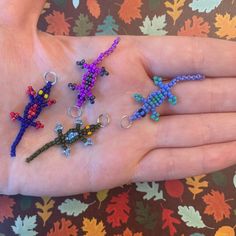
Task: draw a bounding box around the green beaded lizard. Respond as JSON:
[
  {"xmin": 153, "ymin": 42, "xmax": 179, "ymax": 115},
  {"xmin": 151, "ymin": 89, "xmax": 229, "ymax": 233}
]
[{"xmin": 26, "ymin": 118, "xmax": 102, "ymax": 163}]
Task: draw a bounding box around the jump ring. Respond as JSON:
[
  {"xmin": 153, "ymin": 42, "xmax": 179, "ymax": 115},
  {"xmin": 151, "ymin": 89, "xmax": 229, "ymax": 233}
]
[
  {"xmin": 44, "ymin": 71, "xmax": 58, "ymax": 85},
  {"xmin": 68, "ymin": 105, "xmax": 83, "ymax": 118},
  {"xmin": 120, "ymin": 115, "xmax": 132, "ymax": 129},
  {"xmin": 97, "ymin": 114, "xmax": 110, "ymax": 128}
]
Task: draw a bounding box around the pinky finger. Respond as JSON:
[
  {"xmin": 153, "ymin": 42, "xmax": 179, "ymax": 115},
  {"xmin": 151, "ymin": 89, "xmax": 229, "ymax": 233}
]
[{"xmin": 132, "ymin": 141, "xmax": 236, "ymax": 182}]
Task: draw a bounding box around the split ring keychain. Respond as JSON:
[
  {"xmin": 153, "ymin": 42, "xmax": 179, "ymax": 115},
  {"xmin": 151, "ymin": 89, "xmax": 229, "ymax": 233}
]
[
  {"xmin": 25, "ymin": 104, "xmax": 110, "ymax": 163},
  {"xmin": 121, "ymin": 73, "xmax": 205, "ymax": 129},
  {"xmin": 10, "ymin": 71, "xmax": 58, "ymax": 157},
  {"xmin": 68, "ymin": 37, "xmax": 120, "ymax": 117}
]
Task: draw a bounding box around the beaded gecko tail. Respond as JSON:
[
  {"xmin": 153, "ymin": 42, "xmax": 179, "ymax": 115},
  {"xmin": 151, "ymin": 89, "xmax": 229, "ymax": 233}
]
[
  {"xmin": 10, "ymin": 126, "xmax": 27, "ymax": 157},
  {"xmin": 25, "ymin": 140, "xmax": 56, "ymax": 163},
  {"xmin": 168, "ymin": 74, "xmax": 204, "ymax": 89}
]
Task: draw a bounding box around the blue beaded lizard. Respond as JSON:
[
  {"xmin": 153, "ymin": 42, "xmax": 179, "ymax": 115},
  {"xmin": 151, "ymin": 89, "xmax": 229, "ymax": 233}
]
[
  {"xmin": 10, "ymin": 81, "xmax": 56, "ymax": 157},
  {"xmin": 121, "ymin": 74, "xmax": 204, "ymax": 128}
]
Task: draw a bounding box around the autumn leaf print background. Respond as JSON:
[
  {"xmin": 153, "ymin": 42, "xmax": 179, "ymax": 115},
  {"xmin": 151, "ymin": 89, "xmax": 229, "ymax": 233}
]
[{"xmin": 1, "ymin": 0, "xmax": 236, "ymax": 235}]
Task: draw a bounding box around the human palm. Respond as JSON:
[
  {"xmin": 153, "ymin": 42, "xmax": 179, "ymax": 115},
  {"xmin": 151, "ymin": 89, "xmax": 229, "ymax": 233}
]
[{"xmin": 1, "ymin": 0, "xmax": 236, "ymax": 196}]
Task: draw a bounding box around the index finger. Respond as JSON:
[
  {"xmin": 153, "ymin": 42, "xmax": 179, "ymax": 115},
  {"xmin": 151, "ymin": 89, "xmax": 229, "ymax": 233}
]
[{"xmin": 137, "ymin": 36, "xmax": 236, "ymax": 77}]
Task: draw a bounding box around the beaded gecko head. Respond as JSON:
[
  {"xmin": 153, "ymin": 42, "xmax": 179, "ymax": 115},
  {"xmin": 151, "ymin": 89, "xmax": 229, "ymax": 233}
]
[
  {"xmin": 36, "ymin": 82, "xmax": 53, "ymax": 102},
  {"xmin": 82, "ymin": 124, "xmax": 101, "ymax": 136},
  {"xmin": 36, "ymin": 71, "xmax": 58, "ymax": 102}
]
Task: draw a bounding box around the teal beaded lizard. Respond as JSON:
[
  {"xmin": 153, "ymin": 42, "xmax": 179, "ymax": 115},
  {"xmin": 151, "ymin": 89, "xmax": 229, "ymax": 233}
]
[
  {"xmin": 26, "ymin": 119, "xmax": 102, "ymax": 163},
  {"xmin": 122, "ymin": 74, "xmax": 204, "ymax": 127}
]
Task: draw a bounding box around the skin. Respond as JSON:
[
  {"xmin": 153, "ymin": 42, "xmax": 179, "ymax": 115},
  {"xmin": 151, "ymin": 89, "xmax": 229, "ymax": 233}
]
[{"xmin": 0, "ymin": 0, "xmax": 236, "ymax": 196}]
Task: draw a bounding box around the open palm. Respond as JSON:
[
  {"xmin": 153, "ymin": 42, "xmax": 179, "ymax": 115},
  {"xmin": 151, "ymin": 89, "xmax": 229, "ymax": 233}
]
[{"xmin": 1, "ymin": 0, "xmax": 236, "ymax": 196}]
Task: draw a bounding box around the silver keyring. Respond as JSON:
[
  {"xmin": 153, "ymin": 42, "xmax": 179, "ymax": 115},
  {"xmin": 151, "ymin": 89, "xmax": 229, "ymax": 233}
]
[
  {"xmin": 97, "ymin": 114, "xmax": 110, "ymax": 128},
  {"xmin": 68, "ymin": 105, "xmax": 83, "ymax": 118},
  {"xmin": 120, "ymin": 115, "xmax": 132, "ymax": 129},
  {"xmin": 44, "ymin": 71, "xmax": 58, "ymax": 85}
]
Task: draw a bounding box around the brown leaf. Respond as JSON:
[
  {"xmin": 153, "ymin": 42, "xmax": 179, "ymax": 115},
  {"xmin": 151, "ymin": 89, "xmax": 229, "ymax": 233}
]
[
  {"xmin": 178, "ymin": 16, "xmax": 210, "ymax": 37},
  {"xmin": 203, "ymin": 190, "xmax": 231, "ymax": 222},
  {"xmin": 87, "ymin": 0, "xmax": 101, "ymax": 18},
  {"xmin": 47, "ymin": 218, "xmax": 78, "ymax": 236},
  {"xmin": 118, "ymin": 0, "xmax": 143, "ymax": 24},
  {"xmin": 114, "ymin": 227, "xmax": 143, "ymax": 236},
  {"xmin": 45, "ymin": 10, "xmax": 71, "ymax": 35},
  {"xmin": 0, "ymin": 196, "xmax": 15, "ymax": 223}
]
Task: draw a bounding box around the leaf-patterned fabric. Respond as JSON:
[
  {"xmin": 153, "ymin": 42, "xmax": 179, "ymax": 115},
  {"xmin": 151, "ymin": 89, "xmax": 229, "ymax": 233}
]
[{"xmin": 1, "ymin": 0, "xmax": 236, "ymax": 235}]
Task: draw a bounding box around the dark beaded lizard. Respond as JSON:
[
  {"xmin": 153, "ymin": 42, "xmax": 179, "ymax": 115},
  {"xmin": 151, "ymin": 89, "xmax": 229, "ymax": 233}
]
[
  {"xmin": 10, "ymin": 80, "xmax": 56, "ymax": 157},
  {"xmin": 25, "ymin": 118, "xmax": 103, "ymax": 163}
]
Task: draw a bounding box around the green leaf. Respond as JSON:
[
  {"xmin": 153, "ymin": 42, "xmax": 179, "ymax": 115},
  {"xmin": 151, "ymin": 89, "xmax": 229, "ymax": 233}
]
[
  {"xmin": 149, "ymin": 0, "xmax": 161, "ymax": 10},
  {"xmin": 136, "ymin": 182, "xmax": 164, "ymax": 201},
  {"xmin": 211, "ymin": 171, "xmax": 227, "ymax": 187},
  {"xmin": 189, "ymin": 0, "xmax": 222, "ymax": 13},
  {"xmin": 73, "ymin": 14, "xmax": 94, "ymax": 36},
  {"xmin": 234, "ymin": 209, "xmax": 236, "ymax": 215},
  {"xmin": 190, "ymin": 234, "xmax": 205, "ymax": 236},
  {"xmin": 140, "ymin": 15, "xmax": 168, "ymax": 35},
  {"xmin": 11, "ymin": 215, "xmax": 37, "ymax": 236},
  {"xmin": 135, "ymin": 201, "xmax": 158, "ymax": 230},
  {"xmin": 178, "ymin": 206, "xmax": 207, "ymax": 228},
  {"xmin": 53, "ymin": 0, "xmax": 66, "ymax": 8},
  {"xmin": 58, "ymin": 199, "xmax": 89, "ymax": 216},
  {"xmin": 96, "ymin": 189, "xmax": 109, "ymax": 208},
  {"xmin": 20, "ymin": 196, "xmax": 32, "ymax": 211},
  {"xmin": 96, "ymin": 15, "xmax": 119, "ymax": 35}
]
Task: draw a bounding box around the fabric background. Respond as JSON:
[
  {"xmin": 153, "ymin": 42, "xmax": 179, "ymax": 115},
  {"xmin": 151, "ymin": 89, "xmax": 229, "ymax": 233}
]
[{"xmin": 0, "ymin": 0, "xmax": 236, "ymax": 235}]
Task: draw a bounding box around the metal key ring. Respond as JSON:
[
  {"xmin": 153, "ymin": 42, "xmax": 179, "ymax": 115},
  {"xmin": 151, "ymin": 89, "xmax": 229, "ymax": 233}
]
[
  {"xmin": 97, "ymin": 114, "xmax": 110, "ymax": 128},
  {"xmin": 68, "ymin": 105, "xmax": 83, "ymax": 118},
  {"xmin": 44, "ymin": 71, "xmax": 58, "ymax": 85},
  {"xmin": 120, "ymin": 115, "xmax": 132, "ymax": 129}
]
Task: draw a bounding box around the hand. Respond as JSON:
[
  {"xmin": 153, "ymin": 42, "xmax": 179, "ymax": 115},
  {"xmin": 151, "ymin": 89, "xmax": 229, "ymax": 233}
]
[{"xmin": 1, "ymin": 0, "xmax": 236, "ymax": 196}]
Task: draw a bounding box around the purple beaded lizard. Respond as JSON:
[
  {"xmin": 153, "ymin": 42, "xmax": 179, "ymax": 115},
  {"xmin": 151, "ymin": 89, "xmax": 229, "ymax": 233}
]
[
  {"xmin": 10, "ymin": 73, "xmax": 57, "ymax": 157},
  {"xmin": 121, "ymin": 74, "xmax": 205, "ymax": 128},
  {"xmin": 68, "ymin": 37, "xmax": 120, "ymax": 109}
]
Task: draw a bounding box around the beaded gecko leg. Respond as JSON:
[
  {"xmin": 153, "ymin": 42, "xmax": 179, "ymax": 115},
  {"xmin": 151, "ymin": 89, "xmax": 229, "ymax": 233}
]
[
  {"xmin": 68, "ymin": 37, "xmax": 120, "ymax": 111},
  {"xmin": 10, "ymin": 72, "xmax": 57, "ymax": 157},
  {"xmin": 25, "ymin": 114, "xmax": 109, "ymax": 163},
  {"xmin": 121, "ymin": 73, "xmax": 205, "ymax": 128}
]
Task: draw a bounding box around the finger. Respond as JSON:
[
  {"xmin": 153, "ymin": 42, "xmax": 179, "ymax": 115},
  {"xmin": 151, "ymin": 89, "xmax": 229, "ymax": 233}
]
[
  {"xmin": 147, "ymin": 77, "xmax": 236, "ymax": 115},
  {"xmin": 137, "ymin": 36, "xmax": 236, "ymax": 77},
  {"xmin": 133, "ymin": 141, "xmax": 236, "ymax": 182},
  {"xmin": 143, "ymin": 112, "xmax": 236, "ymax": 148},
  {"xmin": 0, "ymin": 0, "xmax": 46, "ymax": 28}
]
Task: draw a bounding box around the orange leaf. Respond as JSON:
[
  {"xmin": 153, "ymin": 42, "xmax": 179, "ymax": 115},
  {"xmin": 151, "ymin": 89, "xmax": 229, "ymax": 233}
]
[
  {"xmin": 215, "ymin": 13, "xmax": 236, "ymax": 39},
  {"xmin": 114, "ymin": 227, "xmax": 143, "ymax": 236},
  {"xmin": 215, "ymin": 226, "xmax": 235, "ymax": 236},
  {"xmin": 178, "ymin": 16, "xmax": 210, "ymax": 37},
  {"xmin": 47, "ymin": 218, "xmax": 78, "ymax": 236},
  {"xmin": 87, "ymin": 0, "xmax": 101, "ymax": 19},
  {"xmin": 118, "ymin": 0, "xmax": 143, "ymax": 24},
  {"xmin": 0, "ymin": 196, "xmax": 15, "ymax": 223},
  {"xmin": 203, "ymin": 190, "xmax": 231, "ymax": 222},
  {"xmin": 165, "ymin": 0, "xmax": 186, "ymax": 25},
  {"xmin": 82, "ymin": 217, "xmax": 106, "ymax": 236},
  {"xmin": 45, "ymin": 10, "xmax": 70, "ymax": 35}
]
